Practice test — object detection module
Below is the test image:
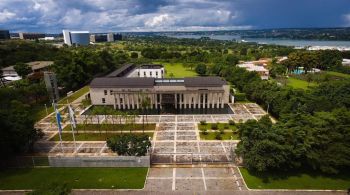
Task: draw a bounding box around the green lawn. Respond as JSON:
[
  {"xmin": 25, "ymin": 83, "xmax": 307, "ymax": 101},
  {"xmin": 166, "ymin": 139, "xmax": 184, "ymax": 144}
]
[
  {"xmin": 63, "ymin": 124, "xmax": 156, "ymax": 132},
  {"xmin": 161, "ymin": 62, "xmax": 197, "ymax": 78},
  {"xmin": 35, "ymin": 86, "xmax": 90, "ymax": 121},
  {"xmin": 200, "ymin": 132, "xmax": 239, "ymax": 140},
  {"xmin": 240, "ymin": 167, "xmax": 350, "ymax": 190},
  {"xmin": 287, "ymin": 77, "xmax": 317, "ymax": 89},
  {"xmin": 325, "ymin": 71, "xmax": 350, "ymax": 79},
  {"xmin": 198, "ymin": 123, "xmax": 237, "ymax": 131},
  {"xmin": 50, "ymin": 132, "xmax": 154, "ymax": 141},
  {"xmin": 0, "ymin": 167, "xmax": 148, "ymax": 190}
]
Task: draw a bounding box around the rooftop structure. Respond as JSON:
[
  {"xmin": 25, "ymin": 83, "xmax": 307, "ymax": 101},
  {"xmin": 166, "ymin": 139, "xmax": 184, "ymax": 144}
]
[
  {"xmin": 237, "ymin": 62, "xmax": 269, "ymax": 80},
  {"xmin": 107, "ymin": 64, "xmax": 165, "ymax": 78},
  {"xmin": 1, "ymin": 61, "xmax": 53, "ymax": 81},
  {"xmin": 63, "ymin": 30, "xmax": 90, "ymax": 46}
]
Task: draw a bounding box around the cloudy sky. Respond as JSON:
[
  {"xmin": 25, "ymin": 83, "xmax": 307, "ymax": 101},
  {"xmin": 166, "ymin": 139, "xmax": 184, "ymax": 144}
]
[{"xmin": 0, "ymin": 0, "xmax": 350, "ymax": 33}]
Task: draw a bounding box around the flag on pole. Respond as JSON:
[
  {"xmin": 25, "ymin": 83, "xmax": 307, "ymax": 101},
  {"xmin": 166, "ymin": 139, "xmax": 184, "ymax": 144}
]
[
  {"xmin": 68, "ymin": 105, "xmax": 76, "ymax": 129},
  {"xmin": 55, "ymin": 108, "xmax": 63, "ymax": 134}
]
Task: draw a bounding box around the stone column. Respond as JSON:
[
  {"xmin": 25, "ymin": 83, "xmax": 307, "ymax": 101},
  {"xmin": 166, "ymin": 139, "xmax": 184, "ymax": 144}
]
[
  {"xmin": 113, "ymin": 93, "xmax": 116, "ymax": 109},
  {"xmin": 175, "ymin": 93, "xmax": 177, "ymax": 109}
]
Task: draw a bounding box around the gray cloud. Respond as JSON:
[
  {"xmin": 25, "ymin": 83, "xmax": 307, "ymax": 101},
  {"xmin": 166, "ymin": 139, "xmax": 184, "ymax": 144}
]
[{"xmin": 0, "ymin": 0, "xmax": 349, "ymax": 32}]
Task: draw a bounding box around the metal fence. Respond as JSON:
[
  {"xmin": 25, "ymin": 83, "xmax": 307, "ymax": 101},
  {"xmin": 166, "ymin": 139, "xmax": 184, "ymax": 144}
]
[{"xmin": 151, "ymin": 152, "xmax": 233, "ymax": 165}]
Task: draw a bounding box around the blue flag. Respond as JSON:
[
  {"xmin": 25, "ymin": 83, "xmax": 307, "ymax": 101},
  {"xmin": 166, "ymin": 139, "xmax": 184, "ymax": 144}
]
[{"xmin": 56, "ymin": 110, "xmax": 63, "ymax": 134}]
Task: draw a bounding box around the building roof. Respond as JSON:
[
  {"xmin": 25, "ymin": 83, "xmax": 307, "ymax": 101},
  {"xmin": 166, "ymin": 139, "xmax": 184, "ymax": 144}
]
[
  {"xmin": 184, "ymin": 77, "xmax": 227, "ymax": 87},
  {"xmin": 90, "ymin": 76, "xmax": 227, "ymax": 88},
  {"xmin": 90, "ymin": 77, "xmax": 155, "ymax": 88},
  {"xmin": 140, "ymin": 64, "xmax": 164, "ymax": 69}
]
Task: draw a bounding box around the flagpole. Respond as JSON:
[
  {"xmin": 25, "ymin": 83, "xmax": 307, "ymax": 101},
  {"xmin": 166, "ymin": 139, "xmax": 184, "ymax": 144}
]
[
  {"xmin": 68, "ymin": 104, "xmax": 77, "ymax": 149},
  {"xmin": 53, "ymin": 102, "xmax": 64, "ymax": 153}
]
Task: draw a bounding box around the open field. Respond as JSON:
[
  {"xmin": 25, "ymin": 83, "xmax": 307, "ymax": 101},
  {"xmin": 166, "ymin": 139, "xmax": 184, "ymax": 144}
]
[
  {"xmin": 287, "ymin": 77, "xmax": 317, "ymax": 89},
  {"xmin": 200, "ymin": 132, "xmax": 239, "ymax": 140},
  {"xmin": 0, "ymin": 167, "xmax": 148, "ymax": 190},
  {"xmin": 240, "ymin": 167, "xmax": 350, "ymax": 190},
  {"xmin": 161, "ymin": 62, "xmax": 197, "ymax": 78},
  {"xmin": 325, "ymin": 71, "xmax": 350, "ymax": 79},
  {"xmin": 50, "ymin": 132, "xmax": 154, "ymax": 141},
  {"xmin": 63, "ymin": 124, "xmax": 156, "ymax": 131},
  {"xmin": 35, "ymin": 86, "xmax": 90, "ymax": 121}
]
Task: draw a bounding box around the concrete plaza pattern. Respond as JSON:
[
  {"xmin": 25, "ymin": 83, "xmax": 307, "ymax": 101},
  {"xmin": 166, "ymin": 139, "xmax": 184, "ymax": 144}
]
[{"xmin": 145, "ymin": 167, "xmax": 245, "ymax": 191}]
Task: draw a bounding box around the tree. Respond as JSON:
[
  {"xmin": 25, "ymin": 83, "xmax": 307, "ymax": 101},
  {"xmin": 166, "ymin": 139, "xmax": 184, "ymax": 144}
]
[
  {"xmin": 195, "ymin": 64, "xmax": 207, "ymax": 76},
  {"xmin": 0, "ymin": 100, "xmax": 42, "ymax": 157},
  {"xmin": 140, "ymin": 95, "xmax": 151, "ymax": 134},
  {"xmin": 14, "ymin": 62, "xmax": 32, "ymax": 78},
  {"xmin": 130, "ymin": 52, "xmax": 138, "ymax": 59},
  {"xmin": 107, "ymin": 134, "xmax": 151, "ymax": 156}
]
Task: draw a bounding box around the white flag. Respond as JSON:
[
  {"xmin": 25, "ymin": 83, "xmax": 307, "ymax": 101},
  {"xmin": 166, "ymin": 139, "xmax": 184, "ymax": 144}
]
[{"xmin": 68, "ymin": 105, "xmax": 76, "ymax": 128}]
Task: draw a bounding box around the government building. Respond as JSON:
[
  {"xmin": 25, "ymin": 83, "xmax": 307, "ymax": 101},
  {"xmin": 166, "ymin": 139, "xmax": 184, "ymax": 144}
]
[{"xmin": 90, "ymin": 64, "xmax": 231, "ymax": 113}]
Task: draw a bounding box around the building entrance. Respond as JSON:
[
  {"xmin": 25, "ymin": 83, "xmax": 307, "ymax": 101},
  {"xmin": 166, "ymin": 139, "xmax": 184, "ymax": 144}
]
[{"xmin": 161, "ymin": 94, "xmax": 175, "ymax": 114}]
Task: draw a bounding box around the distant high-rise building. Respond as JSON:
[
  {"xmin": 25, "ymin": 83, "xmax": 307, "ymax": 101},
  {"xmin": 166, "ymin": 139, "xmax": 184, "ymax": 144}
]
[
  {"xmin": 90, "ymin": 34, "xmax": 108, "ymax": 43},
  {"xmin": 114, "ymin": 33, "xmax": 122, "ymax": 41},
  {"xmin": 0, "ymin": 30, "xmax": 10, "ymax": 40},
  {"xmin": 107, "ymin": 33, "xmax": 114, "ymax": 42},
  {"xmin": 19, "ymin": 32, "xmax": 45, "ymax": 40},
  {"xmin": 62, "ymin": 30, "xmax": 90, "ymax": 46}
]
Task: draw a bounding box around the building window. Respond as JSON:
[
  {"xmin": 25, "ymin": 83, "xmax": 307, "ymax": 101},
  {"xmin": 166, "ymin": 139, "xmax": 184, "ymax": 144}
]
[
  {"xmin": 191, "ymin": 97, "xmax": 194, "ymax": 103},
  {"xmin": 138, "ymin": 72, "xmax": 140, "ymax": 76},
  {"xmin": 150, "ymin": 71, "xmax": 152, "ymax": 76},
  {"xmin": 144, "ymin": 72, "xmax": 146, "ymax": 77},
  {"xmin": 110, "ymin": 90, "xmax": 113, "ymax": 95},
  {"xmin": 104, "ymin": 90, "xmax": 107, "ymax": 95},
  {"xmin": 156, "ymin": 72, "xmax": 158, "ymax": 76},
  {"xmin": 102, "ymin": 98, "xmax": 106, "ymax": 103},
  {"xmin": 120, "ymin": 98, "xmax": 123, "ymax": 103}
]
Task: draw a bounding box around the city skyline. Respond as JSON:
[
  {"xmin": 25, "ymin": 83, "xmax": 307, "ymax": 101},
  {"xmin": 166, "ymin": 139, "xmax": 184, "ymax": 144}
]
[{"xmin": 0, "ymin": 0, "xmax": 350, "ymax": 33}]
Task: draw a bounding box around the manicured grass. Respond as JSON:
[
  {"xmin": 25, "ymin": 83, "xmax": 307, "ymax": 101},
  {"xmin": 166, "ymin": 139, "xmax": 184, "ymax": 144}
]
[
  {"xmin": 200, "ymin": 132, "xmax": 239, "ymax": 140},
  {"xmin": 239, "ymin": 167, "xmax": 350, "ymax": 190},
  {"xmin": 287, "ymin": 77, "xmax": 317, "ymax": 89},
  {"xmin": 0, "ymin": 167, "xmax": 148, "ymax": 190},
  {"xmin": 50, "ymin": 132, "xmax": 154, "ymax": 141},
  {"xmin": 162, "ymin": 62, "xmax": 197, "ymax": 78},
  {"xmin": 325, "ymin": 71, "xmax": 350, "ymax": 79},
  {"xmin": 35, "ymin": 86, "xmax": 90, "ymax": 121},
  {"xmin": 198, "ymin": 123, "xmax": 237, "ymax": 131},
  {"xmin": 63, "ymin": 124, "xmax": 156, "ymax": 131}
]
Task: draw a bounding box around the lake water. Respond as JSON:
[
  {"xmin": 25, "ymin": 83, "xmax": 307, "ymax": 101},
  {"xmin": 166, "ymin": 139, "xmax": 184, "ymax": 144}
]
[{"xmin": 168, "ymin": 35, "xmax": 350, "ymax": 48}]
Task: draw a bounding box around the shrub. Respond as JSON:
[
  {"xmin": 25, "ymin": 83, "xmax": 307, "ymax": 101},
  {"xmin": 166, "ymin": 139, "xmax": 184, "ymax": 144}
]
[
  {"xmin": 219, "ymin": 129, "xmax": 224, "ymax": 135},
  {"xmin": 215, "ymin": 133, "xmax": 222, "ymax": 140},
  {"xmin": 234, "ymin": 92, "xmax": 246, "ymax": 101},
  {"xmin": 200, "ymin": 120, "xmax": 207, "ymax": 125},
  {"xmin": 224, "ymin": 124, "xmax": 229, "ymax": 129},
  {"xmin": 211, "ymin": 123, "xmax": 218, "ymax": 130},
  {"xmin": 232, "ymin": 128, "xmax": 238, "ymax": 134},
  {"xmin": 107, "ymin": 134, "xmax": 151, "ymax": 156},
  {"xmin": 228, "ymin": 120, "xmax": 235, "ymax": 126},
  {"xmin": 200, "ymin": 128, "xmax": 208, "ymax": 135}
]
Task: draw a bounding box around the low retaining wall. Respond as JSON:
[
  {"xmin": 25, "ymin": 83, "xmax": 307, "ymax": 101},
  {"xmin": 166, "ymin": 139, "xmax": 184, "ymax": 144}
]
[{"xmin": 49, "ymin": 156, "xmax": 150, "ymax": 167}]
